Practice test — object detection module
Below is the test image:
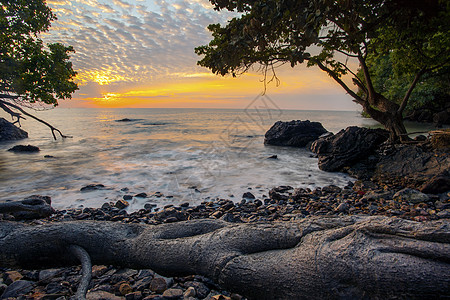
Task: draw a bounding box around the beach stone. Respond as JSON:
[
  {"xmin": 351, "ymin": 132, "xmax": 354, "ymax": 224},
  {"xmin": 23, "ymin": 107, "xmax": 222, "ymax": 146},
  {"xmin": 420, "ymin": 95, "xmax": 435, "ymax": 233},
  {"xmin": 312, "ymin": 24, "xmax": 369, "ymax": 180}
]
[
  {"xmin": 184, "ymin": 281, "xmax": 210, "ymax": 299},
  {"xmin": 184, "ymin": 286, "xmax": 196, "ymax": 298},
  {"xmin": 210, "ymin": 295, "xmax": 231, "ymax": 300},
  {"xmin": 4, "ymin": 271, "xmax": 23, "ymax": 285},
  {"xmin": 80, "ymin": 184, "xmax": 105, "ymax": 192},
  {"xmin": 8, "ymin": 144, "xmax": 40, "ymax": 152},
  {"xmin": 335, "ymin": 202, "xmax": 349, "ymax": 213},
  {"xmin": 118, "ymin": 282, "xmax": 133, "ymax": 295},
  {"xmin": 162, "ymin": 288, "xmax": 183, "ymax": 299},
  {"xmin": 92, "ymin": 265, "xmax": 109, "ymax": 278},
  {"xmin": 135, "ymin": 193, "xmax": 148, "ymax": 198},
  {"xmin": 115, "ymin": 200, "xmax": 130, "ymax": 209},
  {"xmin": 0, "ymin": 118, "xmax": 28, "ymax": 141},
  {"xmin": 1, "ymin": 280, "xmax": 34, "ymax": 298},
  {"xmin": 361, "ymin": 191, "xmax": 393, "ymax": 201},
  {"xmin": 242, "ymin": 192, "xmax": 255, "ymax": 199},
  {"xmin": 149, "ymin": 277, "xmax": 168, "ymax": 293},
  {"xmin": 39, "ymin": 268, "xmax": 64, "ymax": 283},
  {"xmin": 123, "ymin": 195, "xmax": 133, "ymax": 200},
  {"xmin": 311, "ymin": 126, "xmax": 388, "ymax": 172},
  {"xmin": 87, "ymin": 290, "xmax": 124, "ymax": 300},
  {"xmin": 393, "ymin": 188, "xmax": 430, "ymax": 204},
  {"xmin": 264, "ymin": 120, "xmax": 327, "ymax": 147}
]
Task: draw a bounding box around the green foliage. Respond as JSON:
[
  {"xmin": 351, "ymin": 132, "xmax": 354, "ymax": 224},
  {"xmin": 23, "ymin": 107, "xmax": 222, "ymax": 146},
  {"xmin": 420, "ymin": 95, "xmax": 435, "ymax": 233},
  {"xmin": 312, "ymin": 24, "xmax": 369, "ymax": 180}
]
[
  {"xmin": 360, "ymin": 54, "xmax": 450, "ymax": 112},
  {"xmin": 0, "ymin": 0, "xmax": 77, "ymax": 106}
]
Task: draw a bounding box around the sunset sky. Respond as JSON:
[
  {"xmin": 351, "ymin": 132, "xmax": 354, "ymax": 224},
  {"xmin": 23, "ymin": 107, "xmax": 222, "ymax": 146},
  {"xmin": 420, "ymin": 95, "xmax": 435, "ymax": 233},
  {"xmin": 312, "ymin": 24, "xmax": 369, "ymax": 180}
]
[{"xmin": 43, "ymin": 0, "xmax": 360, "ymax": 111}]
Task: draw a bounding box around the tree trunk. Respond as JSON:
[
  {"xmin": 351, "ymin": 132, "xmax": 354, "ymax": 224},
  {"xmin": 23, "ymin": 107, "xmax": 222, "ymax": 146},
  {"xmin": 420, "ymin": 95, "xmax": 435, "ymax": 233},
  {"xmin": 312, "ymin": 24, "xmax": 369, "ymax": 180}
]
[
  {"xmin": 364, "ymin": 100, "xmax": 408, "ymax": 142},
  {"xmin": 0, "ymin": 216, "xmax": 449, "ymax": 299}
]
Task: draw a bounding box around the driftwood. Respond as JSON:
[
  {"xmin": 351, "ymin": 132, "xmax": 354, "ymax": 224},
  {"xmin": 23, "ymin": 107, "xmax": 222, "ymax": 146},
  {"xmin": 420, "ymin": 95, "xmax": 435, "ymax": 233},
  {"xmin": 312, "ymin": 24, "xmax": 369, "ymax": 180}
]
[
  {"xmin": 0, "ymin": 216, "xmax": 449, "ymax": 299},
  {"xmin": 0, "ymin": 196, "xmax": 54, "ymax": 220}
]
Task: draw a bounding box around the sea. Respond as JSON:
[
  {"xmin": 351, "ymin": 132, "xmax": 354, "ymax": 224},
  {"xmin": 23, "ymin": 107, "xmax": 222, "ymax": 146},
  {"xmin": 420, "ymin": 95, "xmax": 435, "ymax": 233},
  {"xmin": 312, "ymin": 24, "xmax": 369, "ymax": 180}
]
[{"xmin": 0, "ymin": 105, "xmax": 436, "ymax": 211}]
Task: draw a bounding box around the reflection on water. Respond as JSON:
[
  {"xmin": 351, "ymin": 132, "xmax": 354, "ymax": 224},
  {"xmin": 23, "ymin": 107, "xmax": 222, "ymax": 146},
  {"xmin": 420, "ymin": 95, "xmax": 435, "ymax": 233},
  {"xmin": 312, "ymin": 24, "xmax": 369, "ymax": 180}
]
[{"xmin": 0, "ymin": 107, "xmax": 436, "ymax": 210}]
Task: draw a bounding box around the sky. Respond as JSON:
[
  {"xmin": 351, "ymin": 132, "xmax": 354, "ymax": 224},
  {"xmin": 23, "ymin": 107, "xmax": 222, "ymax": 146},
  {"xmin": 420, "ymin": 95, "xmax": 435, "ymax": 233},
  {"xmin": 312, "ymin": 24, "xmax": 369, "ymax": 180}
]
[{"xmin": 43, "ymin": 0, "xmax": 360, "ymax": 111}]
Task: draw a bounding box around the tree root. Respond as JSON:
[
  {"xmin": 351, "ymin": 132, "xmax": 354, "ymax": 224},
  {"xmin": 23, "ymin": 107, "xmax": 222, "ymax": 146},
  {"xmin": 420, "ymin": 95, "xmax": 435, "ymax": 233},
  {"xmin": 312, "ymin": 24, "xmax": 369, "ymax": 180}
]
[
  {"xmin": 0, "ymin": 216, "xmax": 449, "ymax": 299},
  {"xmin": 68, "ymin": 245, "xmax": 92, "ymax": 300}
]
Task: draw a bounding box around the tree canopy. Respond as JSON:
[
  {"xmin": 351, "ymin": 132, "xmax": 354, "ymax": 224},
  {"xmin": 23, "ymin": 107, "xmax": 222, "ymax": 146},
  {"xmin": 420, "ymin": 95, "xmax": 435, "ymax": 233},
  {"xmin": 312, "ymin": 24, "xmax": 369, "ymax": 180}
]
[
  {"xmin": 196, "ymin": 0, "xmax": 450, "ymax": 141},
  {"xmin": 0, "ymin": 0, "xmax": 78, "ymax": 139}
]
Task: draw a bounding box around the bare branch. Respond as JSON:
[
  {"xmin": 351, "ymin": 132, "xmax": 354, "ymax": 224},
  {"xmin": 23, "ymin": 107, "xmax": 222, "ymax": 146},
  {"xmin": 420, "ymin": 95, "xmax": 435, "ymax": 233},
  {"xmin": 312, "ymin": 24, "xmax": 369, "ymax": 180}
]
[{"xmin": 0, "ymin": 99, "xmax": 71, "ymax": 140}]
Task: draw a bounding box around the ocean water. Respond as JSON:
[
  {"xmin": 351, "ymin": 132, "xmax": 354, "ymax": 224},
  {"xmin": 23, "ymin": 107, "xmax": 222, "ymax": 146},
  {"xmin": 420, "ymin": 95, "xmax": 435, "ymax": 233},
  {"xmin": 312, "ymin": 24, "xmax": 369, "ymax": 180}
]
[{"xmin": 0, "ymin": 106, "xmax": 394, "ymax": 210}]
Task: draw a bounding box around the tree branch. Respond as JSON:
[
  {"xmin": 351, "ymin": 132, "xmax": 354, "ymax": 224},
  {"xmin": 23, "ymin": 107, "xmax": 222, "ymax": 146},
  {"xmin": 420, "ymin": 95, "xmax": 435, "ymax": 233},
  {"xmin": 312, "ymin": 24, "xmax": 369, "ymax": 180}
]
[
  {"xmin": 314, "ymin": 60, "xmax": 365, "ymax": 105},
  {"xmin": 398, "ymin": 68, "xmax": 426, "ymax": 114},
  {"xmin": 0, "ymin": 99, "xmax": 71, "ymax": 140}
]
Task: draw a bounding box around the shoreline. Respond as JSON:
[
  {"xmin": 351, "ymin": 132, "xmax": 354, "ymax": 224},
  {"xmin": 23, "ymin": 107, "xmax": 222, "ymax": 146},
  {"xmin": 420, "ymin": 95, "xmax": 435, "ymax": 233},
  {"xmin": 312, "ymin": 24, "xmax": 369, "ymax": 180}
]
[{"xmin": 1, "ymin": 181, "xmax": 449, "ymax": 299}]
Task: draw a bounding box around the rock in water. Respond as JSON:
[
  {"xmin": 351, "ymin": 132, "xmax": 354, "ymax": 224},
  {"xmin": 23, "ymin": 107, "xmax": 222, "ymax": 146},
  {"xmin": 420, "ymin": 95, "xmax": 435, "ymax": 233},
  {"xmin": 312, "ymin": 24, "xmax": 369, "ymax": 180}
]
[
  {"xmin": 0, "ymin": 118, "xmax": 28, "ymax": 141},
  {"xmin": 8, "ymin": 144, "xmax": 40, "ymax": 152},
  {"xmin": 310, "ymin": 126, "xmax": 389, "ymax": 172},
  {"xmin": 264, "ymin": 120, "xmax": 328, "ymax": 147}
]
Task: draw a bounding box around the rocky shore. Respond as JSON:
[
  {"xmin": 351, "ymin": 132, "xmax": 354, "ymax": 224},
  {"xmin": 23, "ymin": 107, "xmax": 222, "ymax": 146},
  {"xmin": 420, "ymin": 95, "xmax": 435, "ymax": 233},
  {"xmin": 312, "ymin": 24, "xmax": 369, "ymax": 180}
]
[
  {"xmin": 1, "ymin": 178, "xmax": 449, "ymax": 299},
  {"xmin": 1, "ymin": 120, "xmax": 449, "ymax": 299}
]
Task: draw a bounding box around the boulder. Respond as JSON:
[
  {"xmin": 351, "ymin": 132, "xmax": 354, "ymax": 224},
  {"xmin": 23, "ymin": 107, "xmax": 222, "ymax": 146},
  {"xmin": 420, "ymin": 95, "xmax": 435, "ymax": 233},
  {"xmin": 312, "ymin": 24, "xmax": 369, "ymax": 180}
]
[
  {"xmin": 0, "ymin": 196, "xmax": 54, "ymax": 220},
  {"xmin": 373, "ymin": 145, "xmax": 449, "ymax": 190},
  {"xmin": 393, "ymin": 188, "xmax": 430, "ymax": 204},
  {"xmin": 264, "ymin": 120, "xmax": 327, "ymax": 147},
  {"xmin": 0, "ymin": 118, "xmax": 28, "ymax": 141},
  {"xmin": 310, "ymin": 126, "xmax": 389, "ymax": 172},
  {"xmin": 8, "ymin": 144, "xmax": 39, "ymax": 152}
]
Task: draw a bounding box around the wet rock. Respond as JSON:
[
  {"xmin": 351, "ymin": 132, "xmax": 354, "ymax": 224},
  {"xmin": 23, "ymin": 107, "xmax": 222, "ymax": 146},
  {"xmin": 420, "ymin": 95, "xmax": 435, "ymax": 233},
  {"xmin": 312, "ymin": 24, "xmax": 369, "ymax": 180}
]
[
  {"xmin": 242, "ymin": 192, "xmax": 255, "ymax": 199},
  {"xmin": 311, "ymin": 126, "xmax": 388, "ymax": 172},
  {"xmin": 92, "ymin": 265, "xmax": 109, "ymax": 278},
  {"xmin": 123, "ymin": 195, "xmax": 133, "ymax": 201},
  {"xmin": 81, "ymin": 184, "xmax": 106, "ymax": 192},
  {"xmin": 1, "ymin": 280, "xmax": 34, "ymax": 298},
  {"xmin": 115, "ymin": 200, "xmax": 130, "ymax": 209},
  {"xmin": 264, "ymin": 120, "xmax": 327, "ymax": 147},
  {"xmin": 116, "ymin": 118, "xmax": 134, "ymax": 122},
  {"xmin": 118, "ymin": 282, "xmax": 133, "ymax": 295},
  {"xmin": 393, "ymin": 188, "xmax": 430, "ymax": 204},
  {"xmin": 0, "ymin": 118, "xmax": 28, "ymax": 141},
  {"xmin": 8, "ymin": 144, "xmax": 40, "ymax": 152},
  {"xmin": 335, "ymin": 202, "xmax": 349, "ymax": 213},
  {"xmin": 135, "ymin": 193, "xmax": 148, "ymax": 198},
  {"xmin": 267, "ymin": 155, "xmax": 278, "ymax": 159}
]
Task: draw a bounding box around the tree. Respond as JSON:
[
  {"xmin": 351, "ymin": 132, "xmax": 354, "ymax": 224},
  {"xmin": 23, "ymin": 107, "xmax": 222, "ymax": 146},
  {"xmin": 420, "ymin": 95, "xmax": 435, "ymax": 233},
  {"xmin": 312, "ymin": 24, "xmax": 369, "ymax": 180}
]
[
  {"xmin": 0, "ymin": 0, "xmax": 78, "ymax": 139},
  {"xmin": 195, "ymin": 0, "xmax": 450, "ymax": 141}
]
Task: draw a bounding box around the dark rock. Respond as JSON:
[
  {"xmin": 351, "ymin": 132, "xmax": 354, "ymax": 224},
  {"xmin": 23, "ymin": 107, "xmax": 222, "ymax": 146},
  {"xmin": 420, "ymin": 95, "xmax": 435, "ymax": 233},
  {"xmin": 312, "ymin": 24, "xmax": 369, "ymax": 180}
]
[
  {"xmin": 135, "ymin": 193, "xmax": 148, "ymax": 198},
  {"xmin": 3, "ymin": 271, "xmax": 22, "ymax": 285},
  {"xmin": 149, "ymin": 277, "xmax": 168, "ymax": 293},
  {"xmin": 311, "ymin": 126, "xmax": 389, "ymax": 172},
  {"xmin": 264, "ymin": 120, "xmax": 328, "ymax": 147},
  {"xmin": 123, "ymin": 195, "xmax": 133, "ymax": 201},
  {"xmin": 80, "ymin": 184, "xmax": 105, "ymax": 192},
  {"xmin": 0, "ymin": 118, "xmax": 28, "ymax": 141},
  {"xmin": 8, "ymin": 144, "xmax": 39, "ymax": 152},
  {"xmin": 267, "ymin": 155, "xmax": 278, "ymax": 159},
  {"xmin": 430, "ymin": 130, "xmax": 450, "ymax": 150},
  {"xmin": 420, "ymin": 172, "xmax": 450, "ymax": 194},
  {"xmin": 374, "ymin": 145, "xmax": 449, "ymax": 189},
  {"xmin": 1, "ymin": 280, "xmax": 34, "ymax": 298},
  {"xmin": 116, "ymin": 118, "xmax": 134, "ymax": 122},
  {"xmin": 242, "ymin": 192, "xmax": 255, "ymax": 199},
  {"xmin": 0, "ymin": 196, "xmax": 54, "ymax": 220},
  {"xmin": 393, "ymin": 188, "xmax": 430, "ymax": 204},
  {"xmin": 184, "ymin": 281, "xmax": 210, "ymax": 299}
]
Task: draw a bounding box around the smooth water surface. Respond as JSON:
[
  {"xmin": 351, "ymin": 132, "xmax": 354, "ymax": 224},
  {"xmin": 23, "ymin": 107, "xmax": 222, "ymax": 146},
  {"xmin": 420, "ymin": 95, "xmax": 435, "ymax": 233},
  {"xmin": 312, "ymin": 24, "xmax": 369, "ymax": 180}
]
[{"xmin": 0, "ymin": 107, "xmax": 386, "ymax": 210}]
